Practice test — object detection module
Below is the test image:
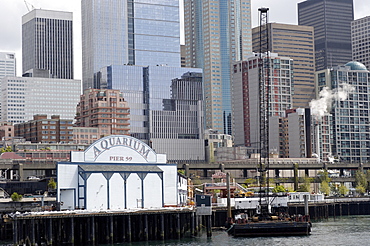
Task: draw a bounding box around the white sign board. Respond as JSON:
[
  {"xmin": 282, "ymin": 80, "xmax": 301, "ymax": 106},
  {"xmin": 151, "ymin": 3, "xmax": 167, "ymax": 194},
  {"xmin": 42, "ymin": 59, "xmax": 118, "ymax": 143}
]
[{"xmin": 79, "ymin": 135, "xmax": 158, "ymax": 163}]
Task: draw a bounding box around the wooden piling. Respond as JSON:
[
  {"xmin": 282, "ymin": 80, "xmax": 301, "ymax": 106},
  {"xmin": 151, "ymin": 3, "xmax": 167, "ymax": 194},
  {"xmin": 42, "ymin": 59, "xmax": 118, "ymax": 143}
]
[
  {"xmin": 206, "ymin": 215, "xmax": 212, "ymax": 238},
  {"xmin": 12, "ymin": 218, "xmax": 18, "ymax": 246},
  {"xmin": 144, "ymin": 214, "xmax": 149, "ymax": 241},
  {"xmin": 31, "ymin": 218, "xmax": 35, "ymax": 245},
  {"xmin": 109, "ymin": 215, "xmax": 114, "ymax": 244},
  {"xmin": 160, "ymin": 213, "xmax": 165, "ymax": 240},
  {"xmin": 127, "ymin": 214, "xmax": 132, "ymax": 243},
  {"xmin": 176, "ymin": 213, "xmax": 181, "ymax": 239},
  {"xmin": 47, "ymin": 218, "xmax": 53, "ymax": 245}
]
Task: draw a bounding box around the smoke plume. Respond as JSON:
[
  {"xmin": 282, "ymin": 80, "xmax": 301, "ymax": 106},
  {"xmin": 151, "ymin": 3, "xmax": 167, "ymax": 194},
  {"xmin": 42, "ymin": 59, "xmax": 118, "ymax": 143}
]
[{"xmin": 310, "ymin": 83, "xmax": 354, "ymax": 121}]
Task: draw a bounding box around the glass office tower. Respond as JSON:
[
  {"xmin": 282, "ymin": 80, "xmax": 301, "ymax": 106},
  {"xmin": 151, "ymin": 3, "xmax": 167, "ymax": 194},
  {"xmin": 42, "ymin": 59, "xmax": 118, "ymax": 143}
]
[
  {"xmin": 97, "ymin": 65, "xmax": 205, "ymax": 162},
  {"xmin": 298, "ymin": 0, "xmax": 354, "ymax": 71},
  {"xmin": 82, "ymin": 0, "xmax": 181, "ymax": 90},
  {"xmin": 184, "ymin": 0, "xmax": 252, "ymax": 135}
]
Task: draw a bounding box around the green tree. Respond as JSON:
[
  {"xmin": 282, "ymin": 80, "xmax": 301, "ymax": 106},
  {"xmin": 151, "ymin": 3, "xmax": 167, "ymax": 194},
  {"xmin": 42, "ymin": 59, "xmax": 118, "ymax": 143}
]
[
  {"xmin": 272, "ymin": 185, "xmax": 286, "ymax": 193},
  {"xmin": 191, "ymin": 175, "xmax": 202, "ymax": 186},
  {"xmin": 48, "ymin": 177, "xmax": 57, "ymax": 190},
  {"xmin": 356, "ymin": 185, "xmax": 366, "ymax": 195},
  {"xmin": 11, "ymin": 192, "xmax": 22, "ymax": 202},
  {"xmin": 366, "ymin": 170, "xmax": 370, "ymax": 190},
  {"xmin": 297, "ymin": 176, "xmax": 311, "ymax": 192},
  {"xmin": 320, "ymin": 181, "xmax": 330, "ymax": 196},
  {"xmin": 338, "ymin": 184, "xmax": 349, "ymax": 197},
  {"xmin": 177, "ymin": 169, "xmax": 185, "ymax": 176},
  {"xmin": 0, "ymin": 146, "xmax": 12, "ymax": 153},
  {"xmin": 355, "ymin": 170, "xmax": 367, "ymax": 190},
  {"xmin": 244, "ymin": 178, "xmax": 257, "ymax": 187},
  {"xmin": 317, "ymin": 170, "xmax": 331, "ymax": 183}
]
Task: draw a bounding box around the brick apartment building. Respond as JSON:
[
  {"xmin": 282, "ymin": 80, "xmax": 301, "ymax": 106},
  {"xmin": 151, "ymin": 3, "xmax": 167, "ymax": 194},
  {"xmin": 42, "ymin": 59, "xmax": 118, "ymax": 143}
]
[
  {"xmin": 0, "ymin": 122, "xmax": 14, "ymax": 141},
  {"xmin": 14, "ymin": 115, "xmax": 73, "ymax": 143},
  {"xmin": 75, "ymin": 89, "xmax": 130, "ymax": 136}
]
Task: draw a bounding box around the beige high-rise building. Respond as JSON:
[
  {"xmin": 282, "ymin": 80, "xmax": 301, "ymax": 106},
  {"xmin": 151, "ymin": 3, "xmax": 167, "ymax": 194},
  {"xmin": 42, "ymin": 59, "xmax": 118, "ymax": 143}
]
[
  {"xmin": 252, "ymin": 23, "xmax": 315, "ymax": 108},
  {"xmin": 184, "ymin": 0, "xmax": 252, "ymax": 135}
]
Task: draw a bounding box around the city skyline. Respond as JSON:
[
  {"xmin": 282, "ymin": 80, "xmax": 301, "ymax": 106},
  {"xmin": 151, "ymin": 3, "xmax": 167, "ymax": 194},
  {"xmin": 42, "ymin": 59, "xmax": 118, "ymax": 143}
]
[{"xmin": 0, "ymin": 0, "xmax": 369, "ymax": 79}]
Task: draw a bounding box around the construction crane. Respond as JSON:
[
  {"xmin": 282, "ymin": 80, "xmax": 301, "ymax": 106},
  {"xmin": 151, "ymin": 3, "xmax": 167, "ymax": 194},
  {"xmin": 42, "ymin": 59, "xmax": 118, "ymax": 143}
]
[
  {"xmin": 24, "ymin": 0, "xmax": 35, "ymax": 12},
  {"xmin": 258, "ymin": 7, "xmax": 271, "ymax": 215}
]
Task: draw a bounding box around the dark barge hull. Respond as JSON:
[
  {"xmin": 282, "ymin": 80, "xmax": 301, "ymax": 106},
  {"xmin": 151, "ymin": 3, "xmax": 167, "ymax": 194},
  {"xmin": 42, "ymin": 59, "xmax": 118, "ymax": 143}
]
[{"xmin": 227, "ymin": 221, "xmax": 311, "ymax": 237}]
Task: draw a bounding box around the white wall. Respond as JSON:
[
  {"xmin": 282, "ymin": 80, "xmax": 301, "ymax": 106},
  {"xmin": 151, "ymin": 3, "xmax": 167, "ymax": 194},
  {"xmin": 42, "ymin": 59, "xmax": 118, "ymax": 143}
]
[
  {"xmin": 126, "ymin": 174, "xmax": 142, "ymax": 208},
  {"xmin": 143, "ymin": 173, "xmax": 162, "ymax": 208},
  {"xmin": 110, "ymin": 173, "xmax": 125, "ymax": 210},
  {"xmin": 87, "ymin": 173, "xmax": 108, "ymax": 210},
  {"xmin": 159, "ymin": 165, "xmax": 178, "ymax": 206},
  {"xmin": 57, "ymin": 163, "xmax": 79, "ymax": 208}
]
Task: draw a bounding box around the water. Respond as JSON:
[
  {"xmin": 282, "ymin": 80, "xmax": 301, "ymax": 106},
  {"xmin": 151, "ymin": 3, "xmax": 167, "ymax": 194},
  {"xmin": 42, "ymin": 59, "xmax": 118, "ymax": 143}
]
[
  {"xmin": 126, "ymin": 215, "xmax": 370, "ymax": 246},
  {"xmin": 2, "ymin": 216, "xmax": 370, "ymax": 246}
]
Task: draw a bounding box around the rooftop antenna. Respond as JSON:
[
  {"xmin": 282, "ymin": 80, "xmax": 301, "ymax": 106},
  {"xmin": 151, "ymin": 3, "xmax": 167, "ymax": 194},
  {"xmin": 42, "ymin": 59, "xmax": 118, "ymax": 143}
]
[{"xmin": 24, "ymin": 0, "xmax": 35, "ymax": 12}]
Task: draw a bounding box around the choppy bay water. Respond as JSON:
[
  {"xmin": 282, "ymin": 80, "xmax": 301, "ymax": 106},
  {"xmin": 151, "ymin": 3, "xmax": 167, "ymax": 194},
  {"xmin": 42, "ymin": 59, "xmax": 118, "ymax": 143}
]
[{"xmin": 2, "ymin": 215, "xmax": 370, "ymax": 246}]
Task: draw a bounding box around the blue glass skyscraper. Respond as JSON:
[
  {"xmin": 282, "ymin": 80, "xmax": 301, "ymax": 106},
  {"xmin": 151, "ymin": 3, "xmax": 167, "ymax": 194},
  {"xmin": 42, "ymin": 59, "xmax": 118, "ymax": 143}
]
[
  {"xmin": 82, "ymin": 0, "xmax": 181, "ymax": 90},
  {"xmin": 184, "ymin": 0, "xmax": 252, "ymax": 135}
]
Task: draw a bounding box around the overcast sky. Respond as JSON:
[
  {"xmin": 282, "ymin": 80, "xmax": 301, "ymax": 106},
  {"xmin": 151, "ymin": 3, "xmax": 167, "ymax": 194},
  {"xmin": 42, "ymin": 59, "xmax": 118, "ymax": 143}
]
[{"xmin": 0, "ymin": 0, "xmax": 369, "ymax": 79}]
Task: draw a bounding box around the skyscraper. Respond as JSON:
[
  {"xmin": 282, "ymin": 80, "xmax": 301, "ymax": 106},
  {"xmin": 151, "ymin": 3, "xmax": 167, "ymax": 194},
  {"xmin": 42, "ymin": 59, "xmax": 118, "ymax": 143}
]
[
  {"xmin": 352, "ymin": 16, "xmax": 370, "ymax": 70},
  {"xmin": 22, "ymin": 9, "xmax": 73, "ymax": 79},
  {"xmin": 231, "ymin": 53, "xmax": 293, "ymax": 148},
  {"xmin": 81, "ymin": 0, "xmax": 181, "ymax": 90},
  {"xmin": 252, "ymin": 23, "xmax": 315, "ymax": 108},
  {"xmin": 298, "ymin": 0, "xmax": 354, "ymax": 71},
  {"xmin": 314, "ymin": 61, "xmax": 370, "ymax": 163},
  {"xmin": 0, "ymin": 52, "xmax": 16, "ymax": 79},
  {"xmin": 184, "ymin": 0, "xmax": 252, "ymax": 135}
]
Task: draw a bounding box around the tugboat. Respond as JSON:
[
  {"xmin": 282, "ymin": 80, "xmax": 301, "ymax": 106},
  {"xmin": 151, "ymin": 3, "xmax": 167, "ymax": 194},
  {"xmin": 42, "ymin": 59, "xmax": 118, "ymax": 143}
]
[{"xmin": 227, "ymin": 7, "xmax": 312, "ymax": 237}]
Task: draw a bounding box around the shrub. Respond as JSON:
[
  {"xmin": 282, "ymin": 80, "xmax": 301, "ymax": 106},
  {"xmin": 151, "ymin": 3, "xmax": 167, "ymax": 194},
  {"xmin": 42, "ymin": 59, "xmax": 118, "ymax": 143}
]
[{"xmin": 11, "ymin": 192, "xmax": 23, "ymax": 202}]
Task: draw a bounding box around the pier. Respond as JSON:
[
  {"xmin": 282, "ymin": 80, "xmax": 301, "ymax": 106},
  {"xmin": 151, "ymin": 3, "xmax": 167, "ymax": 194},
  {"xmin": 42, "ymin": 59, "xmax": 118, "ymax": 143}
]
[
  {"xmin": 2, "ymin": 197, "xmax": 370, "ymax": 245},
  {"xmin": 9, "ymin": 208, "xmax": 202, "ymax": 245}
]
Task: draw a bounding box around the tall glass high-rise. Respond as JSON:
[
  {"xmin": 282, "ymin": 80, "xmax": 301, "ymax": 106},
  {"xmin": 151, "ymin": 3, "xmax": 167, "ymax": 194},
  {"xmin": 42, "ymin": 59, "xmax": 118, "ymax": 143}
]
[{"xmin": 82, "ymin": 0, "xmax": 181, "ymax": 90}]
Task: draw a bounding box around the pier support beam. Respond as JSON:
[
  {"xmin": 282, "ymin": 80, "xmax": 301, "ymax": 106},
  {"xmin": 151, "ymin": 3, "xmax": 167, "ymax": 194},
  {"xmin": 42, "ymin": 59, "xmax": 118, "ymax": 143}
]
[
  {"xmin": 206, "ymin": 215, "xmax": 212, "ymax": 238},
  {"xmin": 176, "ymin": 213, "xmax": 181, "ymax": 239},
  {"xmin": 121, "ymin": 216, "xmax": 126, "ymax": 242},
  {"xmin": 109, "ymin": 216, "xmax": 114, "ymax": 244},
  {"xmin": 160, "ymin": 214, "xmax": 165, "ymax": 240},
  {"xmin": 190, "ymin": 212, "xmax": 195, "ymax": 237},
  {"xmin": 127, "ymin": 215, "xmax": 132, "ymax": 242},
  {"xmin": 31, "ymin": 219, "xmax": 35, "ymax": 246},
  {"xmin": 144, "ymin": 214, "xmax": 149, "ymax": 241},
  {"xmin": 12, "ymin": 218, "xmax": 19, "ymax": 246},
  {"xmin": 46, "ymin": 218, "xmax": 53, "ymax": 245},
  {"xmin": 69, "ymin": 217, "xmax": 75, "ymax": 245}
]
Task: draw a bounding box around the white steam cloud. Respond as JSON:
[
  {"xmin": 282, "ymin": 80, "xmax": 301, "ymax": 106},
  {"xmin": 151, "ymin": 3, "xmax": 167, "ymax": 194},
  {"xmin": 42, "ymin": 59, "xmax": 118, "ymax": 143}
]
[{"xmin": 310, "ymin": 83, "xmax": 355, "ymax": 121}]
